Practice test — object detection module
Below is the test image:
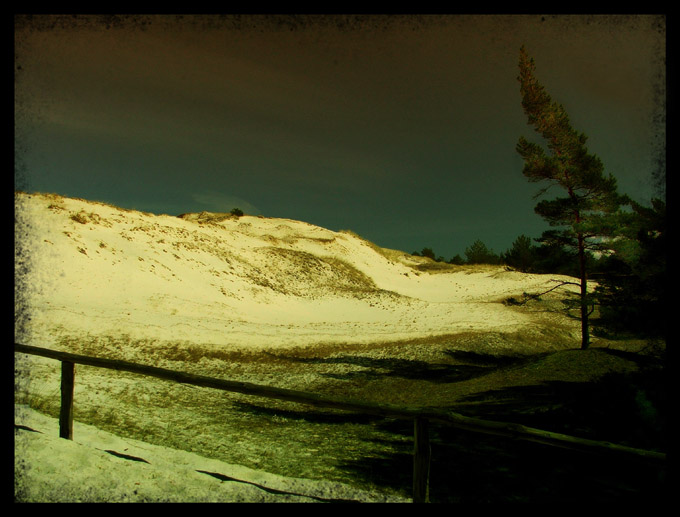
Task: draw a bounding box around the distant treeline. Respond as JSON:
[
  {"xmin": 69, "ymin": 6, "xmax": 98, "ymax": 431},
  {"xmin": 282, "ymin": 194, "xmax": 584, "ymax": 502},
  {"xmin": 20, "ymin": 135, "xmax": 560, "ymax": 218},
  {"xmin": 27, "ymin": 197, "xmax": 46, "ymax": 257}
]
[
  {"xmin": 413, "ymin": 235, "xmax": 586, "ymax": 276},
  {"xmin": 412, "ymin": 200, "xmax": 665, "ymax": 341}
]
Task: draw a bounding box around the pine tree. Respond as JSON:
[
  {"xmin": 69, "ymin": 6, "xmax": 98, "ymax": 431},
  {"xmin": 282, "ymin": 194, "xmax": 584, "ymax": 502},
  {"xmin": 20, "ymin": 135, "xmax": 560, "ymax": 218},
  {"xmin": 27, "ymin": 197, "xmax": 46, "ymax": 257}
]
[
  {"xmin": 516, "ymin": 46, "xmax": 628, "ymax": 349},
  {"xmin": 502, "ymin": 235, "xmax": 537, "ymax": 272},
  {"xmin": 465, "ymin": 240, "xmax": 500, "ymax": 265},
  {"xmin": 594, "ymin": 198, "xmax": 666, "ymax": 338},
  {"xmin": 420, "ymin": 247, "xmax": 436, "ymax": 260},
  {"xmin": 448, "ymin": 254, "xmax": 465, "ymax": 265}
]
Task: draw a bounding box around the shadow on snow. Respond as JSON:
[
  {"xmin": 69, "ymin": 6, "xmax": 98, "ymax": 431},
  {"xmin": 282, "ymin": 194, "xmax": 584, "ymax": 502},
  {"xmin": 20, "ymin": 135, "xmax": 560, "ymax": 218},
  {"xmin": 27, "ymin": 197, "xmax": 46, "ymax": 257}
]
[{"xmin": 232, "ymin": 349, "xmax": 666, "ymax": 503}]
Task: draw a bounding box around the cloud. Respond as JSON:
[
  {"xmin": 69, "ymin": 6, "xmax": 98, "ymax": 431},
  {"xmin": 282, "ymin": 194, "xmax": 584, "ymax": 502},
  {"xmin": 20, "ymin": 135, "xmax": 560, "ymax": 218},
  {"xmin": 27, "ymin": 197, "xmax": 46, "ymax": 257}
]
[{"xmin": 191, "ymin": 192, "xmax": 260, "ymax": 216}]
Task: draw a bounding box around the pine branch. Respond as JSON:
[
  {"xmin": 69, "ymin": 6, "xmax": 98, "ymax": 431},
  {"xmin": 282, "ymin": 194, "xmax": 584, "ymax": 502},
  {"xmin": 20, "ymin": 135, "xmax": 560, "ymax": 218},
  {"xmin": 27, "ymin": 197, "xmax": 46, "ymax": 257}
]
[{"xmin": 511, "ymin": 279, "xmax": 579, "ymax": 305}]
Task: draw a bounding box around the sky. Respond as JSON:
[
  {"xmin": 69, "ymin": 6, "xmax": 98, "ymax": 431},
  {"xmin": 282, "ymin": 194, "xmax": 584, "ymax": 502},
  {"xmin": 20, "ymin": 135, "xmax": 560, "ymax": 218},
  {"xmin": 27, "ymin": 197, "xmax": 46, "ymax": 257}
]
[{"xmin": 14, "ymin": 14, "xmax": 666, "ymax": 259}]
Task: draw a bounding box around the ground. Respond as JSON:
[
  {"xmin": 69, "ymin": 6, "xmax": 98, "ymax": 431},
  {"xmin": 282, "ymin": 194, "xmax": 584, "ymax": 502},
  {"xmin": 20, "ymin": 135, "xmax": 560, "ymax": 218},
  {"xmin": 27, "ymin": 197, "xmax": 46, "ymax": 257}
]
[
  {"xmin": 14, "ymin": 192, "xmax": 667, "ymax": 502},
  {"xmin": 15, "ymin": 328, "xmax": 666, "ymax": 503}
]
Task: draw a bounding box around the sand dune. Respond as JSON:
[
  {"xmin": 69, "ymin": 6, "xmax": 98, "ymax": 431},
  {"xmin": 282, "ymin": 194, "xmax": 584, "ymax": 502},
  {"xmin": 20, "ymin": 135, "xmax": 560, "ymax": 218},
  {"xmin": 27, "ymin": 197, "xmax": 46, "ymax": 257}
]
[
  {"xmin": 15, "ymin": 191, "xmax": 581, "ymax": 352},
  {"xmin": 14, "ymin": 191, "xmax": 593, "ymax": 503}
]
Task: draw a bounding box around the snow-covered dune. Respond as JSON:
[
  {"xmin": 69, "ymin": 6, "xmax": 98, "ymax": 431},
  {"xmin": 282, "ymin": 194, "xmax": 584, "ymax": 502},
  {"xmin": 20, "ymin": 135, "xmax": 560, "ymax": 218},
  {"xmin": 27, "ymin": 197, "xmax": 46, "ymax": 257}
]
[
  {"xmin": 15, "ymin": 191, "xmax": 580, "ymax": 351},
  {"xmin": 15, "ymin": 191, "xmax": 587, "ymax": 503}
]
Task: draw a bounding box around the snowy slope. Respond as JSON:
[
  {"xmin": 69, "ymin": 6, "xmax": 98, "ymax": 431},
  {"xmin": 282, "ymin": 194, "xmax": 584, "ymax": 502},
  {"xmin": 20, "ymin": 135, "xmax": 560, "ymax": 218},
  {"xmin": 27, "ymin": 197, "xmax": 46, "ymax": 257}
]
[
  {"xmin": 15, "ymin": 191, "xmax": 580, "ymax": 352},
  {"xmin": 15, "ymin": 405, "xmax": 407, "ymax": 503},
  {"xmin": 15, "ymin": 191, "xmax": 586, "ymax": 503}
]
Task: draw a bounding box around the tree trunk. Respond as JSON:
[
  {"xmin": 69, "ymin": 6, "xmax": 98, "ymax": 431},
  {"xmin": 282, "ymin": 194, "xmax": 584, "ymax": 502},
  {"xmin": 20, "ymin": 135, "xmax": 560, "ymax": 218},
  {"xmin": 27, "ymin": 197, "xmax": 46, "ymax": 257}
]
[{"xmin": 578, "ymin": 234, "xmax": 590, "ymax": 350}]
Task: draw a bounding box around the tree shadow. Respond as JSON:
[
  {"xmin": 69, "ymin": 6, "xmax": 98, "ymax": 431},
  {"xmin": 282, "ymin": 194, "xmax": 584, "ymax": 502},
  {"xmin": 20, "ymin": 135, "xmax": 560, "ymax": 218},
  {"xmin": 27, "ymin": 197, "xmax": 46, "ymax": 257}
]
[
  {"xmin": 266, "ymin": 350, "xmax": 530, "ymax": 384},
  {"xmin": 335, "ymin": 368, "xmax": 667, "ymax": 503},
  {"xmin": 232, "ymin": 350, "xmax": 666, "ymax": 502},
  {"xmin": 442, "ymin": 349, "xmax": 531, "ymax": 367},
  {"xmin": 230, "ymin": 400, "xmax": 381, "ymax": 425},
  {"xmin": 596, "ymin": 346, "xmax": 666, "ymax": 367},
  {"xmin": 338, "ymin": 419, "xmax": 667, "ymax": 503},
  {"xmin": 457, "ymin": 369, "xmax": 666, "ymax": 451}
]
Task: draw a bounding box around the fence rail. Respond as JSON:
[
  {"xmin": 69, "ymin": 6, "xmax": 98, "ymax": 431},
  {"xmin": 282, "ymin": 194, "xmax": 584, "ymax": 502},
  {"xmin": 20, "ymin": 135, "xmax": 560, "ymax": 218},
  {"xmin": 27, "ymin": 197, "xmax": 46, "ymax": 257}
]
[{"xmin": 14, "ymin": 343, "xmax": 666, "ymax": 502}]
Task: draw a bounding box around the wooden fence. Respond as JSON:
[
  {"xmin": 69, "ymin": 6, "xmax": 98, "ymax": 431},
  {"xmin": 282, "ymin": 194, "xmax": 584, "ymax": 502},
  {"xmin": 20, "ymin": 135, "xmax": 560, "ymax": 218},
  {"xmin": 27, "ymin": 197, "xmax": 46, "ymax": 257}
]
[{"xmin": 15, "ymin": 343, "xmax": 666, "ymax": 503}]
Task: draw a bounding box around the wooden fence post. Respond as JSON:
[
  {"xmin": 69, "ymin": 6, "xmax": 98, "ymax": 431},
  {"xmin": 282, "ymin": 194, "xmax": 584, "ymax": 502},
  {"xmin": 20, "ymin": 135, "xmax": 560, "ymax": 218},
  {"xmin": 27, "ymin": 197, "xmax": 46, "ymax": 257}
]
[
  {"xmin": 59, "ymin": 361, "xmax": 75, "ymax": 440},
  {"xmin": 413, "ymin": 416, "xmax": 431, "ymax": 503}
]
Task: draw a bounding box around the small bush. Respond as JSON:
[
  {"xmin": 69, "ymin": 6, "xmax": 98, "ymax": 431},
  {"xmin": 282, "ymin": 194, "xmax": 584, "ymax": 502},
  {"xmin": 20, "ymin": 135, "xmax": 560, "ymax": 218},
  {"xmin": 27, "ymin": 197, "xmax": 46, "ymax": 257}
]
[
  {"xmin": 230, "ymin": 208, "xmax": 244, "ymax": 217},
  {"xmin": 70, "ymin": 212, "xmax": 89, "ymax": 224}
]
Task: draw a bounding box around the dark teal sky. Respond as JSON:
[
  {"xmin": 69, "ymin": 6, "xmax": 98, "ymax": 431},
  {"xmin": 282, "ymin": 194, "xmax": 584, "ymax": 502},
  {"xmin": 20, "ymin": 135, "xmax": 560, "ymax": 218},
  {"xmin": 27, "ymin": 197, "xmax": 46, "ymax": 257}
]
[{"xmin": 15, "ymin": 14, "xmax": 665, "ymax": 259}]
